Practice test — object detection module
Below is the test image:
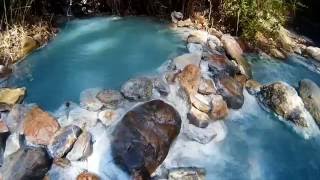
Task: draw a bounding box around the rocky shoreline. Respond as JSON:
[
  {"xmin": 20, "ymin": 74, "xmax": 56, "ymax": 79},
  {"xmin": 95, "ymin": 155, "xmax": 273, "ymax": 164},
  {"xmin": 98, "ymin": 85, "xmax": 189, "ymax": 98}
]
[{"xmin": 1, "ymin": 13, "xmax": 320, "ymax": 179}]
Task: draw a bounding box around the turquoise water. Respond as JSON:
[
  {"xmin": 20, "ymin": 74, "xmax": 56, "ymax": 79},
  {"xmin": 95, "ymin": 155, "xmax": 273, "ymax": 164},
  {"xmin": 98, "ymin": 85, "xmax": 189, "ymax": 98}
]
[{"xmin": 9, "ymin": 17, "xmax": 184, "ymax": 111}]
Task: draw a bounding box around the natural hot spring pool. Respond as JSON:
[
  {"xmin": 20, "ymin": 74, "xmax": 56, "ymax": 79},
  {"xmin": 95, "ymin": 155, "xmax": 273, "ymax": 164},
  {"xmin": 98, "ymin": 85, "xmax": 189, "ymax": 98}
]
[{"xmin": 8, "ymin": 17, "xmax": 184, "ymax": 111}]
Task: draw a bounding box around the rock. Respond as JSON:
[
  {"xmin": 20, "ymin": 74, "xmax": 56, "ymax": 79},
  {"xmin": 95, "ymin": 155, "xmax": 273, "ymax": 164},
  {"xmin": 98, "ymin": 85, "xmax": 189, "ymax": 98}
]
[
  {"xmin": 121, "ymin": 77, "xmax": 153, "ymax": 101},
  {"xmin": 165, "ymin": 70, "xmax": 180, "ymax": 84},
  {"xmin": 187, "ymin": 106, "xmax": 209, "ymax": 128},
  {"xmin": 77, "ymin": 172, "xmax": 100, "ymax": 180},
  {"xmin": 3, "ymin": 133, "xmax": 21, "ymax": 158},
  {"xmin": 171, "ymin": 11, "xmax": 183, "ymax": 23},
  {"xmin": 0, "ymin": 132, "xmax": 8, "ymax": 166},
  {"xmin": 306, "ymin": 46, "xmax": 320, "ymax": 61},
  {"xmin": 209, "ymin": 94, "xmax": 229, "ymax": 120},
  {"xmin": 207, "ymin": 35, "xmax": 222, "ymax": 51},
  {"xmin": 112, "ymin": 100, "xmax": 181, "ymax": 178},
  {"xmin": 173, "ymin": 53, "xmax": 201, "ymax": 70},
  {"xmin": 235, "ymin": 74, "xmax": 248, "ymax": 87},
  {"xmin": 23, "ymin": 107, "xmax": 60, "ymax": 145},
  {"xmin": 206, "ymin": 54, "xmax": 240, "ymax": 76},
  {"xmin": 1, "ymin": 147, "xmax": 52, "ymax": 180},
  {"xmin": 177, "ymin": 64, "xmax": 201, "ymax": 96},
  {"xmin": 278, "ymin": 26, "xmax": 294, "ymax": 52},
  {"xmin": 190, "ymin": 94, "xmax": 211, "ymax": 113},
  {"xmin": 187, "ymin": 43, "xmax": 203, "ymax": 54},
  {"xmin": 245, "ymin": 80, "xmax": 262, "ymax": 95},
  {"xmin": 183, "ymin": 122, "xmax": 217, "ymax": 144},
  {"xmin": 20, "ymin": 36, "xmax": 39, "ymax": 59},
  {"xmin": 67, "ymin": 132, "xmax": 92, "ymax": 161},
  {"xmin": 153, "ymin": 78, "xmax": 170, "ymax": 96},
  {"xmin": 214, "ymin": 73, "xmax": 244, "ymax": 109},
  {"xmin": 0, "ymin": 119, "xmax": 9, "ymax": 133},
  {"xmin": 198, "ymin": 78, "xmax": 216, "ymax": 95},
  {"xmin": 96, "ymin": 89, "xmax": 124, "ymax": 109},
  {"xmin": 98, "ymin": 109, "xmax": 121, "ymax": 127},
  {"xmin": 187, "ymin": 31, "xmax": 208, "ymax": 44},
  {"xmin": 270, "ymin": 48, "xmax": 286, "ymax": 59},
  {"xmin": 177, "ymin": 19, "xmax": 193, "ymax": 27},
  {"xmin": 258, "ymin": 82, "xmax": 309, "ymax": 127},
  {"xmin": 221, "ymin": 34, "xmax": 252, "ymax": 77},
  {"xmin": 168, "ymin": 167, "xmax": 205, "ymax": 180},
  {"xmin": 4, "ymin": 104, "xmax": 32, "ymax": 133},
  {"xmin": 48, "ymin": 125, "xmax": 82, "ymax": 158},
  {"xmin": 208, "ymin": 28, "xmax": 223, "ymax": 38},
  {"xmin": 0, "ymin": 88, "xmax": 26, "ymax": 111},
  {"xmin": 80, "ymin": 88, "xmax": 104, "ymax": 111},
  {"xmin": 299, "ymin": 79, "xmax": 320, "ymax": 126}
]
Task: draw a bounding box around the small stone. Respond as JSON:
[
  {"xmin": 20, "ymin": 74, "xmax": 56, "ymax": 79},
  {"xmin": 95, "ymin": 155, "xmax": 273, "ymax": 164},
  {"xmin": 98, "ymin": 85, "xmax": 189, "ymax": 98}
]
[
  {"xmin": 23, "ymin": 107, "xmax": 60, "ymax": 145},
  {"xmin": 77, "ymin": 172, "xmax": 100, "ymax": 180},
  {"xmin": 187, "ymin": 106, "xmax": 210, "ymax": 128},
  {"xmin": 121, "ymin": 77, "xmax": 153, "ymax": 101},
  {"xmin": 168, "ymin": 167, "xmax": 206, "ymax": 180},
  {"xmin": 96, "ymin": 89, "xmax": 124, "ymax": 109},
  {"xmin": 173, "ymin": 53, "xmax": 201, "ymax": 70},
  {"xmin": 80, "ymin": 88, "xmax": 104, "ymax": 111},
  {"xmin": 209, "ymin": 94, "xmax": 229, "ymax": 120},
  {"xmin": 245, "ymin": 80, "xmax": 262, "ymax": 95},
  {"xmin": 0, "ymin": 88, "xmax": 26, "ymax": 111},
  {"xmin": 198, "ymin": 78, "xmax": 216, "ymax": 95},
  {"xmin": 190, "ymin": 94, "xmax": 211, "ymax": 113},
  {"xmin": 48, "ymin": 125, "xmax": 82, "ymax": 158},
  {"xmin": 67, "ymin": 132, "xmax": 93, "ymax": 161}
]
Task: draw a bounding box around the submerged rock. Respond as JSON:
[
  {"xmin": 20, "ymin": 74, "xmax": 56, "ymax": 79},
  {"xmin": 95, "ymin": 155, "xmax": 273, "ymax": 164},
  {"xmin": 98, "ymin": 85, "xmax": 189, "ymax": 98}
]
[
  {"xmin": 168, "ymin": 167, "xmax": 206, "ymax": 180},
  {"xmin": 23, "ymin": 107, "xmax": 60, "ymax": 145},
  {"xmin": 299, "ymin": 79, "xmax": 320, "ymax": 126},
  {"xmin": 245, "ymin": 80, "xmax": 262, "ymax": 95},
  {"xmin": 1, "ymin": 147, "xmax": 52, "ymax": 180},
  {"xmin": 258, "ymin": 82, "xmax": 309, "ymax": 127},
  {"xmin": 121, "ymin": 77, "xmax": 153, "ymax": 101},
  {"xmin": 67, "ymin": 132, "xmax": 92, "ymax": 161},
  {"xmin": 0, "ymin": 88, "xmax": 26, "ymax": 111},
  {"xmin": 80, "ymin": 88, "xmax": 104, "ymax": 111},
  {"xmin": 48, "ymin": 125, "xmax": 82, "ymax": 158},
  {"xmin": 187, "ymin": 106, "xmax": 209, "ymax": 128},
  {"xmin": 209, "ymin": 94, "xmax": 229, "ymax": 120},
  {"xmin": 221, "ymin": 34, "xmax": 252, "ymax": 77},
  {"xmin": 190, "ymin": 94, "xmax": 211, "ymax": 113},
  {"xmin": 214, "ymin": 73, "xmax": 244, "ymax": 109},
  {"xmin": 173, "ymin": 53, "xmax": 201, "ymax": 70},
  {"xmin": 112, "ymin": 100, "xmax": 181, "ymax": 178},
  {"xmin": 96, "ymin": 89, "xmax": 124, "ymax": 109}
]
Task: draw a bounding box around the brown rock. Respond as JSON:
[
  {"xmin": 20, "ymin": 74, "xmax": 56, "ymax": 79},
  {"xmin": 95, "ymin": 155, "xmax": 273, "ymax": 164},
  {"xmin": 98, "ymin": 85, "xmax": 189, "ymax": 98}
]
[
  {"xmin": 198, "ymin": 78, "xmax": 216, "ymax": 95},
  {"xmin": 235, "ymin": 74, "xmax": 248, "ymax": 87},
  {"xmin": 245, "ymin": 80, "xmax": 262, "ymax": 95},
  {"xmin": 0, "ymin": 120, "xmax": 9, "ymax": 133},
  {"xmin": 23, "ymin": 107, "xmax": 60, "ymax": 145},
  {"xmin": 67, "ymin": 132, "xmax": 93, "ymax": 161},
  {"xmin": 178, "ymin": 64, "xmax": 201, "ymax": 96},
  {"xmin": 190, "ymin": 94, "xmax": 211, "ymax": 113},
  {"xmin": 209, "ymin": 95, "xmax": 229, "ymax": 120},
  {"xmin": 187, "ymin": 106, "xmax": 210, "ymax": 128},
  {"xmin": 77, "ymin": 172, "xmax": 100, "ymax": 180}
]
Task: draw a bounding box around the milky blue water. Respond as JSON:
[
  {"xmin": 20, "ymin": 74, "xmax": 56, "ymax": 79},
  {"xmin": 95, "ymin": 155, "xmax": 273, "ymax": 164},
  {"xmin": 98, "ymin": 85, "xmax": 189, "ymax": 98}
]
[
  {"xmin": 9, "ymin": 17, "xmax": 184, "ymax": 111},
  {"xmin": 8, "ymin": 17, "xmax": 320, "ymax": 180}
]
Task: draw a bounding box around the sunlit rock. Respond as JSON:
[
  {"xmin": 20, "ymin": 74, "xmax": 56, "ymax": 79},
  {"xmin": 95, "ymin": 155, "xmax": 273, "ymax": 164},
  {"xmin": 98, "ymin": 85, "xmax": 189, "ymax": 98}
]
[
  {"xmin": 299, "ymin": 79, "xmax": 320, "ymax": 126},
  {"xmin": 168, "ymin": 167, "xmax": 206, "ymax": 180},
  {"xmin": 209, "ymin": 94, "xmax": 229, "ymax": 120},
  {"xmin": 121, "ymin": 77, "xmax": 153, "ymax": 101},
  {"xmin": 198, "ymin": 77, "xmax": 216, "ymax": 95},
  {"xmin": 80, "ymin": 88, "xmax": 104, "ymax": 111},
  {"xmin": 112, "ymin": 100, "xmax": 181, "ymax": 179},
  {"xmin": 23, "ymin": 107, "xmax": 60, "ymax": 145},
  {"xmin": 173, "ymin": 53, "xmax": 201, "ymax": 70},
  {"xmin": 306, "ymin": 46, "xmax": 320, "ymax": 61},
  {"xmin": 190, "ymin": 94, "xmax": 211, "ymax": 113},
  {"xmin": 187, "ymin": 106, "xmax": 210, "ymax": 128},
  {"xmin": 67, "ymin": 132, "xmax": 93, "ymax": 161},
  {"xmin": 96, "ymin": 89, "xmax": 124, "ymax": 109},
  {"xmin": 1, "ymin": 147, "xmax": 52, "ymax": 180},
  {"xmin": 0, "ymin": 87, "xmax": 26, "ymax": 111},
  {"xmin": 48, "ymin": 125, "xmax": 82, "ymax": 158},
  {"xmin": 221, "ymin": 34, "xmax": 252, "ymax": 77},
  {"xmin": 177, "ymin": 64, "xmax": 201, "ymax": 96}
]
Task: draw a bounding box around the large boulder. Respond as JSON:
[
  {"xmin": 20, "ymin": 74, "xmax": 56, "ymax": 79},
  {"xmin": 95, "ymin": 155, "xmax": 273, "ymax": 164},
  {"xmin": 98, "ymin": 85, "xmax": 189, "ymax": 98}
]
[
  {"xmin": 209, "ymin": 94, "xmax": 229, "ymax": 120},
  {"xmin": 173, "ymin": 53, "xmax": 201, "ymax": 70},
  {"xmin": 177, "ymin": 64, "xmax": 201, "ymax": 96},
  {"xmin": 96, "ymin": 89, "xmax": 124, "ymax": 109},
  {"xmin": 221, "ymin": 35, "xmax": 252, "ymax": 77},
  {"xmin": 121, "ymin": 77, "xmax": 153, "ymax": 101},
  {"xmin": 171, "ymin": 11, "xmax": 183, "ymax": 23},
  {"xmin": 206, "ymin": 54, "xmax": 240, "ymax": 77},
  {"xmin": 112, "ymin": 100, "xmax": 181, "ymax": 179},
  {"xmin": 187, "ymin": 106, "xmax": 210, "ymax": 128},
  {"xmin": 306, "ymin": 46, "xmax": 320, "ymax": 61},
  {"xmin": 299, "ymin": 79, "xmax": 320, "ymax": 126},
  {"xmin": 0, "ymin": 88, "xmax": 26, "ymax": 111},
  {"xmin": 48, "ymin": 125, "xmax": 82, "ymax": 158},
  {"xmin": 258, "ymin": 82, "xmax": 309, "ymax": 127},
  {"xmin": 214, "ymin": 73, "xmax": 244, "ymax": 109},
  {"xmin": 66, "ymin": 132, "xmax": 92, "ymax": 161},
  {"xmin": 1, "ymin": 147, "xmax": 52, "ymax": 180},
  {"xmin": 23, "ymin": 107, "xmax": 60, "ymax": 145}
]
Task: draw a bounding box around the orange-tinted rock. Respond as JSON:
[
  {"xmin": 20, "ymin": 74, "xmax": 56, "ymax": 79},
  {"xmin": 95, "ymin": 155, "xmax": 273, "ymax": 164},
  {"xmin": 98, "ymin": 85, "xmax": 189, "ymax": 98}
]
[
  {"xmin": 77, "ymin": 172, "xmax": 100, "ymax": 180},
  {"xmin": 23, "ymin": 107, "xmax": 60, "ymax": 145},
  {"xmin": 0, "ymin": 120, "xmax": 8, "ymax": 133},
  {"xmin": 178, "ymin": 64, "xmax": 201, "ymax": 96},
  {"xmin": 209, "ymin": 95, "xmax": 229, "ymax": 120}
]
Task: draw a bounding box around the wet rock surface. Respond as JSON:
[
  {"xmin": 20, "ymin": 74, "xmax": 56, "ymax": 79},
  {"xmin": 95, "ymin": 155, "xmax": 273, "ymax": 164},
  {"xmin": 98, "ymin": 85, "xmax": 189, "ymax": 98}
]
[
  {"xmin": 187, "ymin": 106, "xmax": 210, "ymax": 128},
  {"xmin": 1, "ymin": 147, "xmax": 52, "ymax": 180},
  {"xmin": 48, "ymin": 125, "xmax": 82, "ymax": 158},
  {"xmin": 80, "ymin": 88, "xmax": 104, "ymax": 111},
  {"xmin": 198, "ymin": 78, "xmax": 216, "ymax": 95},
  {"xmin": 112, "ymin": 100, "xmax": 181, "ymax": 178},
  {"xmin": 209, "ymin": 94, "xmax": 229, "ymax": 120},
  {"xmin": 96, "ymin": 89, "xmax": 124, "ymax": 109},
  {"xmin": 153, "ymin": 77, "xmax": 170, "ymax": 96},
  {"xmin": 168, "ymin": 167, "xmax": 206, "ymax": 180},
  {"xmin": 121, "ymin": 77, "xmax": 153, "ymax": 101},
  {"xmin": 245, "ymin": 80, "xmax": 262, "ymax": 95},
  {"xmin": 67, "ymin": 131, "xmax": 93, "ymax": 161},
  {"xmin": 177, "ymin": 64, "xmax": 201, "ymax": 96}
]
